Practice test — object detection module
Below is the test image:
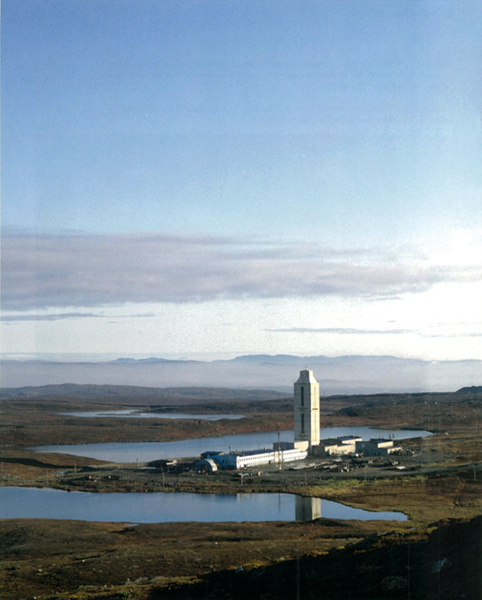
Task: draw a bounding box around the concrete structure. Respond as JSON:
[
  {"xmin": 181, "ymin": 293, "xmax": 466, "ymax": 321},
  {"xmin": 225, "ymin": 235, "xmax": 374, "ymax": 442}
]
[
  {"xmin": 279, "ymin": 440, "xmax": 310, "ymax": 452},
  {"xmin": 313, "ymin": 435, "xmax": 362, "ymax": 457},
  {"xmin": 356, "ymin": 439, "xmax": 402, "ymax": 457},
  {"xmin": 294, "ymin": 369, "xmax": 320, "ymax": 449}
]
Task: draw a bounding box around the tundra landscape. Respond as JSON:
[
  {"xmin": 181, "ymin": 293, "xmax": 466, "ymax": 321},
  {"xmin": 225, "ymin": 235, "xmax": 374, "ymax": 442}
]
[
  {"xmin": 1, "ymin": 377, "xmax": 481, "ymax": 599},
  {"xmin": 2, "ymin": 1, "xmax": 481, "ymax": 599}
]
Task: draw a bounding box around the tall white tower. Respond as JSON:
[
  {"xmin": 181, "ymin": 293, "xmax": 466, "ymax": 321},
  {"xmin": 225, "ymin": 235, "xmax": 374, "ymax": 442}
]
[{"xmin": 294, "ymin": 369, "xmax": 320, "ymax": 448}]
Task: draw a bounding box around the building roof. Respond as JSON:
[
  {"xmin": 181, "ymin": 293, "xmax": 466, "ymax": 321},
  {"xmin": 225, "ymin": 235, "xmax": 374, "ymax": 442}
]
[
  {"xmin": 295, "ymin": 369, "xmax": 318, "ymax": 384},
  {"xmin": 319, "ymin": 438, "xmax": 344, "ymax": 446},
  {"xmin": 229, "ymin": 448, "xmax": 272, "ymax": 458},
  {"xmin": 195, "ymin": 458, "xmax": 218, "ymax": 471}
]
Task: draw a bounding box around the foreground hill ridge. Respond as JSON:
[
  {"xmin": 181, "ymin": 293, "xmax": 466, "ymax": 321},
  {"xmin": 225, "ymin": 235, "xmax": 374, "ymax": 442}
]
[
  {"xmin": 176, "ymin": 515, "xmax": 482, "ymax": 600},
  {"xmin": 1, "ymin": 382, "xmax": 481, "ymax": 402},
  {"xmin": 0, "ymin": 383, "xmax": 289, "ymax": 402}
]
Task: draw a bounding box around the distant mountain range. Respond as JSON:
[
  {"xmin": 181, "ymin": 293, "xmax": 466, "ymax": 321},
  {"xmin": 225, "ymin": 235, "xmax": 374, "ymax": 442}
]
[{"xmin": 1, "ymin": 354, "xmax": 480, "ymax": 395}]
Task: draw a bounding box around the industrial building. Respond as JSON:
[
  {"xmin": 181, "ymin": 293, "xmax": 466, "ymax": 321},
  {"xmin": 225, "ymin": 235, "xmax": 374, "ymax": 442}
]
[
  {"xmin": 196, "ymin": 445, "xmax": 308, "ymax": 470},
  {"xmin": 356, "ymin": 438, "xmax": 402, "ymax": 456},
  {"xmin": 195, "ymin": 370, "xmax": 319, "ymax": 471},
  {"xmin": 194, "ymin": 458, "xmax": 218, "ymax": 472},
  {"xmin": 313, "ymin": 435, "xmax": 362, "ymax": 457},
  {"xmin": 294, "ymin": 369, "xmax": 320, "ymax": 448},
  {"xmin": 195, "ymin": 370, "xmax": 403, "ymax": 471}
]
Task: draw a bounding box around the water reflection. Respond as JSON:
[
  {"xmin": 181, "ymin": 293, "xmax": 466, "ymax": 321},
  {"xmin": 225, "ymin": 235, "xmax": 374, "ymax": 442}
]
[
  {"xmin": 0, "ymin": 487, "xmax": 407, "ymax": 523},
  {"xmin": 295, "ymin": 496, "xmax": 322, "ymax": 521}
]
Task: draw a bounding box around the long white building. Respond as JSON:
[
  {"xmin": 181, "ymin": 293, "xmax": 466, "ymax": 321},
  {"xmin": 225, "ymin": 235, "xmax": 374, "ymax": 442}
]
[{"xmin": 201, "ymin": 446, "xmax": 308, "ymax": 470}]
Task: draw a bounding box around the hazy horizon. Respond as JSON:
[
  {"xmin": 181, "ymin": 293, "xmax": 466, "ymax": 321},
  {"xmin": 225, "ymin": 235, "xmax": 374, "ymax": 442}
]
[
  {"xmin": 2, "ymin": 351, "xmax": 481, "ymax": 364},
  {"xmin": 2, "ymin": 353, "xmax": 480, "ymax": 394}
]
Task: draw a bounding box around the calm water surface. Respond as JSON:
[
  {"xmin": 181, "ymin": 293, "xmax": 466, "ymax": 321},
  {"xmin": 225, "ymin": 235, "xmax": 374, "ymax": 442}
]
[
  {"xmin": 35, "ymin": 427, "xmax": 431, "ymax": 463},
  {"xmin": 59, "ymin": 410, "xmax": 244, "ymax": 421},
  {"xmin": 0, "ymin": 487, "xmax": 407, "ymax": 522}
]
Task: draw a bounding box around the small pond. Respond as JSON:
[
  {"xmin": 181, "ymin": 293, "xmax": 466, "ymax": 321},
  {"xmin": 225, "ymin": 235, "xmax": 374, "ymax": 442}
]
[
  {"xmin": 59, "ymin": 410, "xmax": 244, "ymax": 421},
  {"xmin": 34, "ymin": 427, "xmax": 431, "ymax": 463},
  {"xmin": 0, "ymin": 487, "xmax": 407, "ymax": 523}
]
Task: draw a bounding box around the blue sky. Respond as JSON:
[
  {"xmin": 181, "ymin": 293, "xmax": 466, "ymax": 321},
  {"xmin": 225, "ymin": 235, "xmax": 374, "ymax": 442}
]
[{"xmin": 2, "ymin": 0, "xmax": 481, "ymax": 362}]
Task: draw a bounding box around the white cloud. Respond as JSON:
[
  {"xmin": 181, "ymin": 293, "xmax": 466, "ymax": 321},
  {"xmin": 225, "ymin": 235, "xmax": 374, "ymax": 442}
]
[
  {"xmin": 268, "ymin": 326, "xmax": 482, "ymax": 339},
  {"xmin": 1, "ymin": 312, "xmax": 103, "ymax": 322},
  {"xmin": 0, "ymin": 311, "xmax": 155, "ymax": 322},
  {"xmin": 268, "ymin": 327, "xmax": 417, "ymax": 335},
  {"xmin": 2, "ymin": 231, "xmax": 482, "ymax": 312}
]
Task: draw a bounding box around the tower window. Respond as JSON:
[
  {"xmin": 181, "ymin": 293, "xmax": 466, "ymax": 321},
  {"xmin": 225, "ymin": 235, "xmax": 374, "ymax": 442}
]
[
  {"xmin": 300, "ymin": 386, "xmax": 304, "ymax": 407},
  {"xmin": 301, "ymin": 414, "xmax": 305, "ymax": 433}
]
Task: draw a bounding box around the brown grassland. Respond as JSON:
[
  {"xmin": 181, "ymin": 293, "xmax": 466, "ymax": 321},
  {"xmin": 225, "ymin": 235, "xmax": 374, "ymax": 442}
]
[{"xmin": 0, "ymin": 387, "xmax": 481, "ymax": 599}]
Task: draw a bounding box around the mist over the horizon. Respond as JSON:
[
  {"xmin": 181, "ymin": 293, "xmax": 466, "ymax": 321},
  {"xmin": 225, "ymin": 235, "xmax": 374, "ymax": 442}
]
[{"xmin": 2, "ymin": 354, "xmax": 480, "ymax": 395}]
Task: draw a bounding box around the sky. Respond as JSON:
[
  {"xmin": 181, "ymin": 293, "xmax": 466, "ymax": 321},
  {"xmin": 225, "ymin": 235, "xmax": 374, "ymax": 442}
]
[{"xmin": 2, "ymin": 0, "xmax": 482, "ymax": 363}]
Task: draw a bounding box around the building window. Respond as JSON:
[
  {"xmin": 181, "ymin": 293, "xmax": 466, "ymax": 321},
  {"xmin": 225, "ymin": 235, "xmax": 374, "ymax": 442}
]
[
  {"xmin": 300, "ymin": 386, "xmax": 304, "ymax": 407},
  {"xmin": 301, "ymin": 413, "xmax": 305, "ymax": 434}
]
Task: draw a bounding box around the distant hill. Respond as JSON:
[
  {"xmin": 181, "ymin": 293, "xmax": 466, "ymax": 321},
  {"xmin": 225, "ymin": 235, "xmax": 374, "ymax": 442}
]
[
  {"xmin": 456, "ymin": 385, "xmax": 482, "ymax": 394},
  {"xmin": 0, "ymin": 383, "xmax": 289, "ymax": 405},
  {"xmin": 1, "ymin": 354, "xmax": 480, "ymax": 395}
]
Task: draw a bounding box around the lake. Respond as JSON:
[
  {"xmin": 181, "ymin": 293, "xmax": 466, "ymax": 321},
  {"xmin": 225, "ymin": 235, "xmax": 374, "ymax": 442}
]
[
  {"xmin": 59, "ymin": 410, "xmax": 244, "ymax": 421},
  {"xmin": 0, "ymin": 487, "xmax": 407, "ymax": 523},
  {"xmin": 34, "ymin": 427, "xmax": 431, "ymax": 463}
]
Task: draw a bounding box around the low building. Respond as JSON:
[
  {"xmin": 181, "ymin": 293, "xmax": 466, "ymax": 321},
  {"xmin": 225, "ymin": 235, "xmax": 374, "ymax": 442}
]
[
  {"xmin": 313, "ymin": 436, "xmax": 362, "ymax": 457},
  {"xmin": 356, "ymin": 439, "xmax": 402, "ymax": 457},
  {"xmin": 195, "ymin": 458, "xmax": 218, "ymax": 472},
  {"xmin": 201, "ymin": 444, "xmax": 308, "ymax": 470},
  {"xmin": 278, "ymin": 440, "xmax": 310, "ymax": 452},
  {"xmin": 215, "ymin": 449, "xmax": 277, "ymax": 469}
]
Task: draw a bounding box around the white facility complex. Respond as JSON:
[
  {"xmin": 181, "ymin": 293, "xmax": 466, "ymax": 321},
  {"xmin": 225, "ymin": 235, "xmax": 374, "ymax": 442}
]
[
  {"xmin": 195, "ymin": 369, "xmax": 402, "ymax": 472},
  {"xmin": 196, "ymin": 369, "xmax": 319, "ymax": 471}
]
